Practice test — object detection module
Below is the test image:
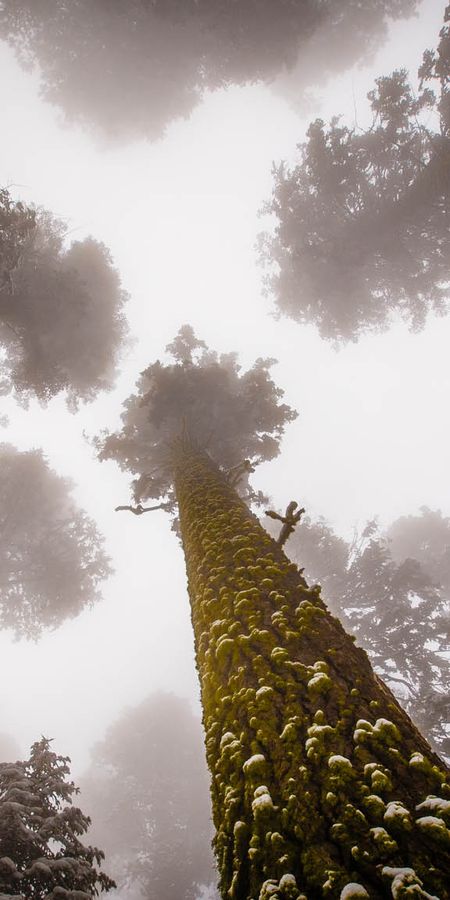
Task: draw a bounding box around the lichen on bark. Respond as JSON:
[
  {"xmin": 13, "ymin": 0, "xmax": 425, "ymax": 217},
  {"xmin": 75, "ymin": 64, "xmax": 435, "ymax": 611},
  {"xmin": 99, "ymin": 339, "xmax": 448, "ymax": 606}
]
[{"xmin": 175, "ymin": 447, "xmax": 450, "ymax": 900}]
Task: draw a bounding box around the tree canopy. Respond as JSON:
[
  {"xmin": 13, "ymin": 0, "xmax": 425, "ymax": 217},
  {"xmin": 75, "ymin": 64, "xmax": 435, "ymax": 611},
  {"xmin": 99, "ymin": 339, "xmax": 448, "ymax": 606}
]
[
  {"xmin": 0, "ymin": 189, "xmax": 128, "ymax": 405},
  {"xmin": 260, "ymin": 6, "xmax": 450, "ymax": 340},
  {"xmin": 0, "ymin": 443, "xmax": 111, "ymax": 639},
  {"xmin": 275, "ymin": 511, "xmax": 450, "ymax": 758},
  {"xmin": 97, "ymin": 325, "xmax": 297, "ymax": 508},
  {"xmin": 80, "ymin": 693, "xmax": 217, "ymax": 900},
  {"xmin": 0, "ymin": 737, "xmax": 114, "ymax": 898},
  {"xmin": 0, "ymin": 0, "xmax": 417, "ymax": 141}
]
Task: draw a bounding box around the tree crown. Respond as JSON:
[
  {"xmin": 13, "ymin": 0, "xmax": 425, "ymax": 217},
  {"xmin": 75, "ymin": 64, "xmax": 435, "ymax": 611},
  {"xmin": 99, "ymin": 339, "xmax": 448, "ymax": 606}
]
[
  {"xmin": 0, "ymin": 443, "xmax": 111, "ymax": 639},
  {"xmin": 97, "ymin": 325, "xmax": 297, "ymax": 507},
  {"xmin": 0, "ymin": 192, "xmax": 128, "ymax": 405},
  {"xmin": 260, "ymin": 7, "xmax": 450, "ymax": 340},
  {"xmin": 0, "ymin": 0, "xmax": 417, "ymax": 141}
]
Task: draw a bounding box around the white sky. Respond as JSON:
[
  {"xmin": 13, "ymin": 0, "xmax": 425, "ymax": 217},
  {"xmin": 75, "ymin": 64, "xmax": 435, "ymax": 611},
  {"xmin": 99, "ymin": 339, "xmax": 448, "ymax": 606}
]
[{"xmin": 0, "ymin": 0, "xmax": 448, "ymax": 775}]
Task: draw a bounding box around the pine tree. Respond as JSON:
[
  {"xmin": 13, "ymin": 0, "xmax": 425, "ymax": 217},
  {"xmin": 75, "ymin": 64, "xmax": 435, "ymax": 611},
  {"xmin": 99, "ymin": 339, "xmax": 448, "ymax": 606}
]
[
  {"xmin": 0, "ymin": 738, "xmax": 114, "ymax": 898},
  {"xmin": 98, "ymin": 328, "xmax": 450, "ymax": 899}
]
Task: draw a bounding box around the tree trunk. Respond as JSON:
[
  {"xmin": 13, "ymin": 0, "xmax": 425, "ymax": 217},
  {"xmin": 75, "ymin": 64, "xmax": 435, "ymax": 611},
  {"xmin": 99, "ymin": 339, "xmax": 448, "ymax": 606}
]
[{"xmin": 175, "ymin": 447, "xmax": 450, "ymax": 900}]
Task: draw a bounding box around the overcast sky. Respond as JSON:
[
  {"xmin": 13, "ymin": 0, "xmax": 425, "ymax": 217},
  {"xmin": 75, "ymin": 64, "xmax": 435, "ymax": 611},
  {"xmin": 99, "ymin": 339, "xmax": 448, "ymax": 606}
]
[{"xmin": 0, "ymin": 0, "xmax": 448, "ymax": 775}]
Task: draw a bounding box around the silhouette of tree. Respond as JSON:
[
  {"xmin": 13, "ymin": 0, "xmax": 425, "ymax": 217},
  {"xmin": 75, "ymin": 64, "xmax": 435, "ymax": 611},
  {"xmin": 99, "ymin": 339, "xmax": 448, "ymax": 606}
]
[
  {"xmin": 261, "ymin": 6, "xmax": 450, "ymax": 340},
  {"xmin": 97, "ymin": 328, "xmax": 450, "ymax": 897},
  {"xmin": 0, "ymin": 190, "xmax": 128, "ymax": 405},
  {"xmin": 81, "ymin": 693, "xmax": 218, "ymax": 900},
  {"xmin": 0, "ymin": 443, "xmax": 111, "ymax": 639},
  {"xmin": 0, "ymin": 737, "xmax": 115, "ymax": 898},
  {"xmin": 0, "ymin": 1, "xmax": 417, "ymax": 141}
]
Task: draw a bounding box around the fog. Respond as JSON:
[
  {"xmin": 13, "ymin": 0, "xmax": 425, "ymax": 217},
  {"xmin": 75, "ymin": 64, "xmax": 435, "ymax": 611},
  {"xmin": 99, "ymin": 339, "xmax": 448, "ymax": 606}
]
[{"xmin": 0, "ymin": 2, "xmax": 449, "ymax": 898}]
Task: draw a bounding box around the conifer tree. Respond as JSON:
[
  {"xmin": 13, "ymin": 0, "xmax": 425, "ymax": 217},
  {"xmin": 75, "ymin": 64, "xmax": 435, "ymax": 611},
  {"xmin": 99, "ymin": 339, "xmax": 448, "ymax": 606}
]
[
  {"xmin": 0, "ymin": 737, "xmax": 114, "ymax": 898},
  {"xmin": 98, "ymin": 327, "xmax": 450, "ymax": 899}
]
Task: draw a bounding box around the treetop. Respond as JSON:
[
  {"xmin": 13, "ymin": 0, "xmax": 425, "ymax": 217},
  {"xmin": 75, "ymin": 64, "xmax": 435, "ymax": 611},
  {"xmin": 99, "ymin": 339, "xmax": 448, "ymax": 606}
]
[{"xmin": 97, "ymin": 326, "xmax": 297, "ymax": 508}]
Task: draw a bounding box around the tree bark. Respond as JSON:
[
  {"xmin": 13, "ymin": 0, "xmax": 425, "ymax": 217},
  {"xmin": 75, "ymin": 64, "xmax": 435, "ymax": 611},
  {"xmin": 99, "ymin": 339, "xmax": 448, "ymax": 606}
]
[{"xmin": 175, "ymin": 447, "xmax": 450, "ymax": 900}]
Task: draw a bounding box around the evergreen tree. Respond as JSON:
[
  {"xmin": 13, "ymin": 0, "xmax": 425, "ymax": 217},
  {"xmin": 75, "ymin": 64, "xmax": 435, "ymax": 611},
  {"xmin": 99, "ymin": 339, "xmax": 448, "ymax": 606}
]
[
  {"xmin": 98, "ymin": 328, "xmax": 450, "ymax": 899},
  {"xmin": 0, "ymin": 1, "xmax": 417, "ymax": 141},
  {"xmin": 260, "ymin": 5, "xmax": 450, "ymax": 340},
  {"xmin": 0, "ymin": 737, "xmax": 115, "ymax": 898}
]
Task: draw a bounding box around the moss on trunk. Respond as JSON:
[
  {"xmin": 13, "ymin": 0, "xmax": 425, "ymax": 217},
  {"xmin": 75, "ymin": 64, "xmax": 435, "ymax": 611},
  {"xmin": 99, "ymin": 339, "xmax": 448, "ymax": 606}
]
[{"xmin": 175, "ymin": 448, "xmax": 450, "ymax": 900}]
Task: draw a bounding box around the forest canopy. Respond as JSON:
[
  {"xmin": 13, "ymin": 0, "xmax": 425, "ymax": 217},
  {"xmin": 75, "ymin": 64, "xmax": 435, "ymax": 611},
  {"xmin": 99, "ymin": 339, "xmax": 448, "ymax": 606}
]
[
  {"xmin": 0, "ymin": 188, "xmax": 128, "ymax": 405},
  {"xmin": 0, "ymin": 443, "xmax": 111, "ymax": 638},
  {"xmin": 0, "ymin": 0, "xmax": 418, "ymax": 141},
  {"xmin": 260, "ymin": 5, "xmax": 450, "ymax": 340}
]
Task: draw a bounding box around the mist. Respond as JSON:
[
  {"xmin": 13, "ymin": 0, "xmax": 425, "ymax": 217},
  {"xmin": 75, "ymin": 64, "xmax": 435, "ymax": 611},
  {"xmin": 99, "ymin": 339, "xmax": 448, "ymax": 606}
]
[{"xmin": 0, "ymin": 1, "xmax": 449, "ymax": 898}]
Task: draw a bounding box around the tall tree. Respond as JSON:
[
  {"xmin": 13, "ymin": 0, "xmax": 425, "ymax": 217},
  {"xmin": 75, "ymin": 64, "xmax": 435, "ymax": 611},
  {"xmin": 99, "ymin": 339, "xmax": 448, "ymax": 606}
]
[
  {"xmin": 80, "ymin": 693, "xmax": 218, "ymax": 900},
  {"xmin": 278, "ymin": 514, "xmax": 450, "ymax": 759},
  {"xmin": 260, "ymin": 5, "xmax": 450, "ymax": 340},
  {"xmin": 0, "ymin": 189, "xmax": 128, "ymax": 405},
  {"xmin": 0, "ymin": 1, "xmax": 417, "ymax": 141},
  {"xmin": 98, "ymin": 327, "xmax": 450, "ymax": 898},
  {"xmin": 0, "ymin": 443, "xmax": 111, "ymax": 639},
  {"xmin": 0, "ymin": 737, "xmax": 115, "ymax": 898}
]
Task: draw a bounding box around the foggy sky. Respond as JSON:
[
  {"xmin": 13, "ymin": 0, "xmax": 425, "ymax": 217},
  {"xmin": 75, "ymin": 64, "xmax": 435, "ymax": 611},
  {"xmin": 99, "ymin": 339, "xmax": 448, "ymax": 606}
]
[{"xmin": 0, "ymin": 0, "xmax": 448, "ymax": 787}]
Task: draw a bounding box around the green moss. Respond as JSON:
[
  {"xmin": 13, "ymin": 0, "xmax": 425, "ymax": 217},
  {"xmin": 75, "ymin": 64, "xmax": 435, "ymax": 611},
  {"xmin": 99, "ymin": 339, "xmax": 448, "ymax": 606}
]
[{"xmin": 174, "ymin": 449, "xmax": 450, "ymax": 899}]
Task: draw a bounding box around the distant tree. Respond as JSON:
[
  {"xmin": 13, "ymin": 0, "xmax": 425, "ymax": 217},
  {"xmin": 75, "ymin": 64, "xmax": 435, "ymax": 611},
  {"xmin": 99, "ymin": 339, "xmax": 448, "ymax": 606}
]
[
  {"xmin": 80, "ymin": 693, "xmax": 218, "ymax": 900},
  {"xmin": 260, "ymin": 6, "xmax": 450, "ymax": 340},
  {"xmin": 0, "ymin": 443, "xmax": 111, "ymax": 639},
  {"xmin": 0, "ymin": 1, "xmax": 417, "ymax": 141},
  {"xmin": 387, "ymin": 506, "xmax": 450, "ymax": 593},
  {"xmin": 0, "ymin": 737, "xmax": 115, "ymax": 898},
  {"xmin": 280, "ymin": 514, "xmax": 450, "ymax": 758},
  {"xmin": 0, "ymin": 190, "xmax": 128, "ymax": 405},
  {"xmin": 97, "ymin": 326, "xmax": 450, "ymax": 898}
]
